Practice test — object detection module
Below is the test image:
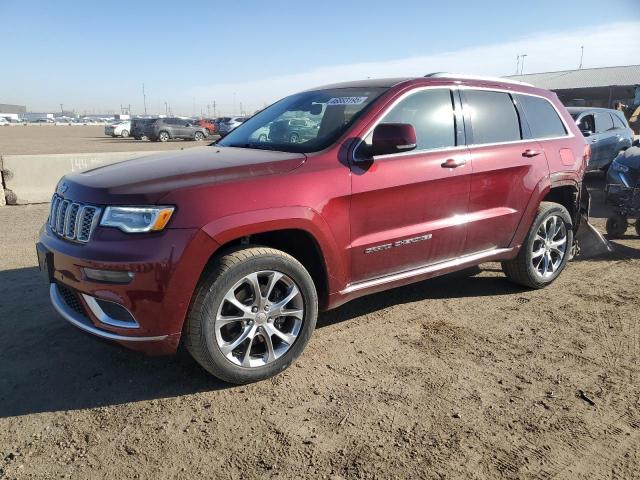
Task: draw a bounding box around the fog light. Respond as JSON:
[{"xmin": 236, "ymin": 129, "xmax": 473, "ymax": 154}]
[{"xmin": 83, "ymin": 268, "xmax": 134, "ymax": 284}]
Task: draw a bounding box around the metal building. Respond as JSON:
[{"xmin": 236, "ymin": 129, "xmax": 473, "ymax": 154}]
[{"xmin": 506, "ymin": 65, "xmax": 640, "ymax": 109}]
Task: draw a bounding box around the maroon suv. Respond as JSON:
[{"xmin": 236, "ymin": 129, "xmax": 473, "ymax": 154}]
[{"xmin": 37, "ymin": 74, "xmax": 590, "ymax": 384}]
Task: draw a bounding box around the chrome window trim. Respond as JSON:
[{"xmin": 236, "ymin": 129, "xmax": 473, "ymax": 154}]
[{"xmin": 351, "ymin": 84, "xmax": 574, "ymax": 163}]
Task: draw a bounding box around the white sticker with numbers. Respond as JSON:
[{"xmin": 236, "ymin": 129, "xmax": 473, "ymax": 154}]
[{"xmin": 326, "ymin": 96, "xmax": 368, "ymax": 106}]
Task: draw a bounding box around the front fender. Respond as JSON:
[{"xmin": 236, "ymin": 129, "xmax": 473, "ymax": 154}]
[{"xmin": 200, "ymin": 206, "xmax": 347, "ymax": 294}]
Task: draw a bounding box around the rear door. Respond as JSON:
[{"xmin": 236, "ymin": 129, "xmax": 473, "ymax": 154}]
[
  {"xmin": 350, "ymin": 87, "xmax": 470, "ymax": 283},
  {"xmin": 594, "ymin": 111, "xmax": 617, "ymax": 167},
  {"xmin": 461, "ymin": 88, "xmax": 550, "ymax": 254}
]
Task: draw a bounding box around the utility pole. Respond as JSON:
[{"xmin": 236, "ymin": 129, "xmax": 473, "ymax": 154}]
[
  {"xmin": 579, "ymin": 45, "xmax": 584, "ymax": 69},
  {"xmin": 164, "ymin": 102, "xmax": 168, "ymax": 115},
  {"xmin": 233, "ymin": 93, "xmax": 237, "ymax": 116},
  {"xmin": 520, "ymin": 54, "xmax": 527, "ymax": 75},
  {"xmin": 239, "ymin": 102, "xmax": 243, "ymax": 115},
  {"xmin": 515, "ymin": 55, "xmax": 520, "ymax": 75},
  {"xmin": 59, "ymin": 103, "xmax": 64, "ymax": 114},
  {"xmin": 142, "ymin": 83, "xmax": 148, "ymax": 115},
  {"xmin": 213, "ymin": 100, "xmax": 216, "ymax": 117}
]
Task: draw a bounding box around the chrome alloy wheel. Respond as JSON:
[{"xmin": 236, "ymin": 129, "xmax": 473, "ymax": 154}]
[
  {"xmin": 215, "ymin": 271, "xmax": 304, "ymax": 368},
  {"xmin": 531, "ymin": 215, "xmax": 567, "ymax": 279}
]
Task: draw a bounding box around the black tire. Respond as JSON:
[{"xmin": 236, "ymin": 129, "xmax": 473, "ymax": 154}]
[
  {"xmin": 158, "ymin": 131, "xmax": 170, "ymax": 142},
  {"xmin": 194, "ymin": 131, "xmax": 204, "ymax": 141},
  {"xmin": 289, "ymin": 133, "xmax": 299, "ymax": 143},
  {"xmin": 121, "ymin": 129, "xmax": 129, "ymax": 138},
  {"xmin": 606, "ymin": 214, "xmax": 628, "ymax": 238},
  {"xmin": 501, "ymin": 202, "xmax": 573, "ymax": 289},
  {"xmin": 184, "ymin": 246, "xmax": 318, "ymax": 384},
  {"xmin": 635, "ymin": 219, "xmax": 640, "ymax": 237}
]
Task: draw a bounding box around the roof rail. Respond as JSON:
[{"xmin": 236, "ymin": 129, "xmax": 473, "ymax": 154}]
[{"xmin": 424, "ymin": 72, "xmax": 533, "ymax": 87}]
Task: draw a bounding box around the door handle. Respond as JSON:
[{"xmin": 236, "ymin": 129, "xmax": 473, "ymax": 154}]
[
  {"xmin": 522, "ymin": 149, "xmax": 542, "ymax": 157},
  {"xmin": 441, "ymin": 158, "xmax": 466, "ymax": 168},
  {"xmin": 590, "ymin": 138, "xmax": 598, "ymax": 143}
]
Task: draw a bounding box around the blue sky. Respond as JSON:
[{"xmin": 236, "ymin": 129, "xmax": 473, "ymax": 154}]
[{"xmin": 0, "ymin": 0, "xmax": 638, "ymax": 115}]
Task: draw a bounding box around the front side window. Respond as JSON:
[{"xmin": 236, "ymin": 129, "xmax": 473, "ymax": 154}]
[
  {"xmin": 465, "ymin": 90, "xmax": 521, "ymax": 144},
  {"xmin": 376, "ymin": 89, "xmax": 456, "ymax": 151},
  {"xmin": 218, "ymin": 87, "xmax": 387, "ymax": 153},
  {"xmin": 515, "ymin": 94, "xmax": 567, "ymax": 139},
  {"xmin": 577, "ymin": 114, "xmax": 595, "ymax": 133},
  {"xmin": 595, "ymin": 112, "xmax": 614, "ymax": 132}
]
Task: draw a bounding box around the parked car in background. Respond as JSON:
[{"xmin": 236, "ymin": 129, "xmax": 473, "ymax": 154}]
[
  {"xmin": 131, "ymin": 118, "xmax": 157, "ymax": 139},
  {"xmin": 104, "ymin": 121, "xmax": 131, "ymax": 138},
  {"xmin": 39, "ymin": 74, "xmax": 589, "ymax": 384},
  {"xmin": 217, "ymin": 116, "xmax": 248, "ymax": 136},
  {"xmin": 143, "ymin": 117, "xmax": 209, "ymax": 142},
  {"xmin": 606, "ymin": 145, "xmax": 640, "ymax": 190},
  {"xmin": 196, "ymin": 118, "xmax": 217, "ymax": 135},
  {"xmin": 267, "ymin": 118, "xmax": 320, "ymax": 143},
  {"xmin": 0, "ymin": 117, "xmax": 9, "ymax": 126},
  {"xmin": 568, "ymin": 107, "xmax": 634, "ymax": 171}
]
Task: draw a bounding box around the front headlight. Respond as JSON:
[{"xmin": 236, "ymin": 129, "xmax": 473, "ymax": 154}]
[
  {"xmin": 611, "ymin": 160, "xmax": 629, "ymax": 173},
  {"xmin": 100, "ymin": 206, "xmax": 174, "ymax": 233}
]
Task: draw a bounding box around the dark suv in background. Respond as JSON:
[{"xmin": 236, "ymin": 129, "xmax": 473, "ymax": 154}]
[
  {"xmin": 568, "ymin": 107, "xmax": 634, "ymax": 170},
  {"xmin": 143, "ymin": 117, "xmax": 209, "ymax": 142}
]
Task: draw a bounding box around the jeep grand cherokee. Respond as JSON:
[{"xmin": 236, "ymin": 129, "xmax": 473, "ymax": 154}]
[{"xmin": 37, "ymin": 74, "xmax": 590, "ymax": 384}]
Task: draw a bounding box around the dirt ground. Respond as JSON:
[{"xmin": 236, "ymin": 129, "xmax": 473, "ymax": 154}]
[
  {"xmin": 0, "ymin": 125, "xmax": 218, "ymax": 155},
  {"xmin": 0, "ymin": 174, "xmax": 638, "ymax": 479}
]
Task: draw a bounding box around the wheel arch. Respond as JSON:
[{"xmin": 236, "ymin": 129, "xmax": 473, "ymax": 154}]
[{"xmin": 199, "ymin": 207, "xmax": 346, "ymax": 309}]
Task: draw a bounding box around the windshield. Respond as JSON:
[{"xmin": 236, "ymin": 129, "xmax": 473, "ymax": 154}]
[{"xmin": 217, "ymin": 87, "xmax": 387, "ymax": 153}]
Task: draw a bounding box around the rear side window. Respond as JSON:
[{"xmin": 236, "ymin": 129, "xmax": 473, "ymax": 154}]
[
  {"xmin": 595, "ymin": 112, "xmax": 614, "ymax": 132},
  {"xmin": 612, "ymin": 113, "xmax": 627, "ymax": 129},
  {"xmin": 515, "ymin": 94, "xmax": 567, "ymax": 138},
  {"xmin": 465, "ymin": 90, "xmax": 521, "ymax": 144},
  {"xmin": 379, "ymin": 88, "xmax": 456, "ymax": 150}
]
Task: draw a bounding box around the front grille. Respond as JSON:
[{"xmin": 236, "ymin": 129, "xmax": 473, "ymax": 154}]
[
  {"xmin": 49, "ymin": 194, "xmax": 101, "ymax": 243},
  {"xmin": 56, "ymin": 283, "xmax": 88, "ymax": 319}
]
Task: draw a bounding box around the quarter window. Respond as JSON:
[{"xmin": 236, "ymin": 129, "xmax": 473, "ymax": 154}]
[
  {"xmin": 612, "ymin": 113, "xmax": 626, "ymax": 129},
  {"xmin": 377, "ymin": 89, "xmax": 456, "ymax": 151},
  {"xmin": 515, "ymin": 94, "xmax": 567, "ymax": 138},
  {"xmin": 465, "ymin": 90, "xmax": 521, "ymax": 144}
]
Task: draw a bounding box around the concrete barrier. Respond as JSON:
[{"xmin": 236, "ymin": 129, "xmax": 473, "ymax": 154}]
[{"xmin": 1, "ymin": 151, "xmax": 162, "ymax": 205}]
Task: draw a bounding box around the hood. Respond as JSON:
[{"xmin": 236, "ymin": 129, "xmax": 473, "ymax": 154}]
[
  {"xmin": 614, "ymin": 146, "xmax": 640, "ymax": 171},
  {"xmin": 61, "ymin": 146, "xmax": 306, "ymax": 204}
]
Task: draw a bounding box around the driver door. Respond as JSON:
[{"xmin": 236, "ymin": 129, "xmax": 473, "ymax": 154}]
[{"xmin": 349, "ymin": 88, "xmax": 470, "ymax": 283}]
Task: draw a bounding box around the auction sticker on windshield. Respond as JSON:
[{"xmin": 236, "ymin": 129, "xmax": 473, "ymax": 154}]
[{"xmin": 327, "ymin": 96, "xmax": 368, "ymax": 106}]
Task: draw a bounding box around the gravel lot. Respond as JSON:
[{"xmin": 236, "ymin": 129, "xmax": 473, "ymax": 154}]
[
  {"xmin": 0, "ymin": 125, "xmax": 217, "ymax": 155},
  {"xmin": 0, "ymin": 175, "xmax": 638, "ymax": 479}
]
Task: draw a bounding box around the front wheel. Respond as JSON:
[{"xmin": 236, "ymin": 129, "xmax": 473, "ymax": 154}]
[
  {"xmin": 158, "ymin": 131, "xmax": 169, "ymax": 142},
  {"xmin": 184, "ymin": 247, "xmax": 318, "ymax": 384},
  {"xmin": 120, "ymin": 129, "xmax": 129, "ymax": 138},
  {"xmin": 194, "ymin": 131, "xmax": 205, "ymax": 141},
  {"xmin": 502, "ymin": 202, "xmax": 573, "ymax": 289}
]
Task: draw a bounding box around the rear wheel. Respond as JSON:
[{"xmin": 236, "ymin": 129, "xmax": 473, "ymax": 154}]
[
  {"xmin": 289, "ymin": 133, "xmax": 299, "ymax": 143},
  {"xmin": 158, "ymin": 131, "xmax": 170, "ymax": 142},
  {"xmin": 606, "ymin": 214, "xmax": 628, "ymax": 238},
  {"xmin": 502, "ymin": 202, "xmax": 573, "ymax": 289},
  {"xmin": 194, "ymin": 131, "xmax": 205, "ymax": 141},
  {"xmin": 184, "ymin": 247, "xmax": 318, "ymax": 384},
  {"xmin": 120, "ymin": 129, "xmax": 129, "ymax": 138}
]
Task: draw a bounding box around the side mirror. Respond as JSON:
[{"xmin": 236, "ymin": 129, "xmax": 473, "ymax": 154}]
[
  {"xmin": 633, "ymin": 138, "xmax": 640, "ymax": 148},
  {"xmin": 371, "ymin": 123, "xmax": 417, "ymax": 157},
  {"xmin": 580, "ymin": 129, "xmax": 593, "ymax": 137}
]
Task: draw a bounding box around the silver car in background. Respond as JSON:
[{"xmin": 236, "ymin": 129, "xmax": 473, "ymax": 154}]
[
  {"xmin": 104, "ymin": 121, "xmax": 131, "ymax": 137},
  {"xmin": 217, "ymin": 116, "xmax": 248, "ymax": 136}
]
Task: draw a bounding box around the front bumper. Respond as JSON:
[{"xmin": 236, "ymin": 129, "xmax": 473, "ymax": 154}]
[{"xmin": 39, "ymin": 224, "xmax": 219, "ymax": 355}]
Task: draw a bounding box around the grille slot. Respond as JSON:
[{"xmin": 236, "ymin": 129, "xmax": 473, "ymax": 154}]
[
  {"xmin": 56, "ymin": 283, "xmax": 89, "ymax": 319},
  {"xmin": 48, "ymin": 194, "xmax": 101, "ymax": 243}
]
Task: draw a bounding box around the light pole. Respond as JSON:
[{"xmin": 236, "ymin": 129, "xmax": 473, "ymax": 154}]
[
  {"xmin": 520, "ymin": 54, "xmax": 528, "ymax": 75},
  {"xmin": 142, "ymin": 83, "xmax": 148, "ymax": 115},
  {"xmin": 515, "ymin": 55, "xmax": 520, "ymax": 75},
  {"xmin": 579, "ymin": 45, "xmax": 584, "ymax": 69}
]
